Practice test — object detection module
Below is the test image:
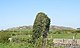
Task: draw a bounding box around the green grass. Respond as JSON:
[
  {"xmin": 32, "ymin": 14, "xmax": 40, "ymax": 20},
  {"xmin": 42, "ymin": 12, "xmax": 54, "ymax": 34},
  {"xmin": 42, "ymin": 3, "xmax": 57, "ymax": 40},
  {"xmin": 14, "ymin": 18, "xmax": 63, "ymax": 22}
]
[
  {"xmin": 0, "ymin": 30, "xmax": 80, "ymax": 48},
  {"xmin": 0, "ymin": 43, "xmax": 26, "ymax": 48},
  {"xmin": 48, "ymin": 33, "xmax": 80, "ymax": 39}
]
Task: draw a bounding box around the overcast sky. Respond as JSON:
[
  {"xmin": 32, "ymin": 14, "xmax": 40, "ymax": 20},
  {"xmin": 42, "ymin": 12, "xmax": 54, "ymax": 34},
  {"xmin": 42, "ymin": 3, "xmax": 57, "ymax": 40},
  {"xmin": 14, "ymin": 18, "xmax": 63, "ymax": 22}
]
[{"xmin": 0, "ymin": 0, "xmax": 80, "ymax": 30}]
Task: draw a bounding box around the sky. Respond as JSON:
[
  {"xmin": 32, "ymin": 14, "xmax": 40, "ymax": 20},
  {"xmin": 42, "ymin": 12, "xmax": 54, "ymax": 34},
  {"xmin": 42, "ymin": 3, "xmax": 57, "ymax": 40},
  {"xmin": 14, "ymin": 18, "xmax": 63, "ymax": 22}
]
[{"xmin": 0, "ymin": 0, "xmax": 80, "ymax": 30}]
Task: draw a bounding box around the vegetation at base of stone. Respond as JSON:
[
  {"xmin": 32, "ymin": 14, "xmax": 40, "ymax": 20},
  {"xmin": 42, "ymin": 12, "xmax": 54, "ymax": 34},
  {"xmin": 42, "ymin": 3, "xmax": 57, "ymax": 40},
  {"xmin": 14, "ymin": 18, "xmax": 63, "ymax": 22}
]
[{"xmin": 32, "ymin": 12, "xmax": 50, "ymax": 44}]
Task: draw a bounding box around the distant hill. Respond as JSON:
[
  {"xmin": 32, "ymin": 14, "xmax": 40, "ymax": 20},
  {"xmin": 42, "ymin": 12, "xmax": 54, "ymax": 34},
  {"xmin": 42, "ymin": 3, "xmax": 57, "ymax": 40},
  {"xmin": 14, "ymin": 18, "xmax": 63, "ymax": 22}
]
[
  {"xmin": 50, "ymin": 25, "xmax": 76, "ymax": 30},
  {"xmin": 7, "ymin": 26, "xmax": 32, "ymax": 31},
  {"xmin": 6, "ymin": 25, "xmax": 75, "ymax": 31},
  {"xmin": 77, "ymin": 28, "xmax": 80, "ymax": 30}
]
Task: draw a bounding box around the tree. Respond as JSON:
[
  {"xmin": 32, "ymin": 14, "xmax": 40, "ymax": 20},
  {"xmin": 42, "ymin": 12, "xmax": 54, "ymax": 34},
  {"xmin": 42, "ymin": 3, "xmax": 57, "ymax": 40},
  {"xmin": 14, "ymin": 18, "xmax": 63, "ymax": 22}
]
[{"xmin": 32, "ymin": 12, "xmax": 50, "ymax": 48}]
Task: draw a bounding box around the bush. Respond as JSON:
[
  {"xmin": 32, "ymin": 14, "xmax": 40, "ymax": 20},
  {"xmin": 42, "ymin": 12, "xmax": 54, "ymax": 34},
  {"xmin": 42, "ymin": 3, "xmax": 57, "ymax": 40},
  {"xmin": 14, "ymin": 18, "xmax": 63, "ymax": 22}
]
[
  {"xmin": 0, "ymin": 32, "xmax": 11, "ymax": 43},
  {"xmin": 11, "ymin": 35, "xmax": 32, "ymax": 43}
]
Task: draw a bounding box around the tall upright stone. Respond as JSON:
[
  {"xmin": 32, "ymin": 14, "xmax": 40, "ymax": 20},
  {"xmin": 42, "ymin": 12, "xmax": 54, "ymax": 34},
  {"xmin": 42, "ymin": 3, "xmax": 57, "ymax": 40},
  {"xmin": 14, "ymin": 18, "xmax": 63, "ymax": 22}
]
[{"xmin": 32, "ymin": 12, "xmax": 50, "ymax": 48}]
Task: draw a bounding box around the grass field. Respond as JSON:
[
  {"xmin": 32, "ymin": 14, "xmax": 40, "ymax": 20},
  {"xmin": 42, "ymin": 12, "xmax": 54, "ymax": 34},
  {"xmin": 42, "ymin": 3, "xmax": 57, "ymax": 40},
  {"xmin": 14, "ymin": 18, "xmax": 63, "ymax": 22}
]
[
  {"xmin": 48, "ymin": 33, "xmax": 80, "ymax": 39},
  {"xmin": 0, "ymin": 30, "xmax": 80, "ymax": 48},
  {"xmin": 1, "ymin": 33, "xmax": 80, "ymax": 48},
  {"xmin": 0, "ymin": 43, "xmax": 33, "ymax": 48}
]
